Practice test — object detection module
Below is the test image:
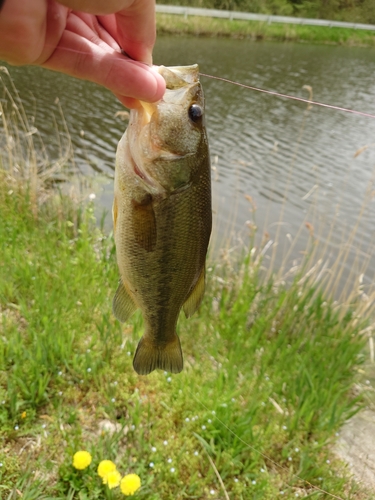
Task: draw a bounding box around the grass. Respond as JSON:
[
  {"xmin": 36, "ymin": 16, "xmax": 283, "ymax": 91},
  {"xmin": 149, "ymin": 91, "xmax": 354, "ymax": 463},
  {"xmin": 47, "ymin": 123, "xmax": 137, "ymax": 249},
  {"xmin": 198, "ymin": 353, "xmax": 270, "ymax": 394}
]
[
  {"xmin": 156, "ymin": 13, "xmax": 375, "ymax": 46},
  {"xmin": 1, "ymin": 69, "xmax": 375, "ymax": 499}
]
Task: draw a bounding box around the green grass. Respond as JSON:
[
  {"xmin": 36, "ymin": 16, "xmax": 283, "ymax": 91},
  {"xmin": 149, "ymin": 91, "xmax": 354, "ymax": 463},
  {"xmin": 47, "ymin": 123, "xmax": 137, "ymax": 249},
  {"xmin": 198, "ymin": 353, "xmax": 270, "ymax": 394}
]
[
  {"xmin": 156, "ymin": 13, "xmax": 375, "ymax": 46},
  {"xmin": 0, "ymin": 68, "xmax": 374, "ymax": 499}
]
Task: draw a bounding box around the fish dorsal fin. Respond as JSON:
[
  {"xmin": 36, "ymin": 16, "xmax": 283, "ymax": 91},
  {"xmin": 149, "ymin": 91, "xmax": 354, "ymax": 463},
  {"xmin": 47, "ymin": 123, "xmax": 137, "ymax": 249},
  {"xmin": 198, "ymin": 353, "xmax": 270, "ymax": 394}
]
[
  {"xmin": 113, "ymin": 280, "xmax": 138, "ymax": 323},
  {"xmin": 112, "ymin": 194, "xmax": 118, "ymax": 233},
  {"xmin": 183, "ymin": 265, "xmax": 206, "ymax": 318}
]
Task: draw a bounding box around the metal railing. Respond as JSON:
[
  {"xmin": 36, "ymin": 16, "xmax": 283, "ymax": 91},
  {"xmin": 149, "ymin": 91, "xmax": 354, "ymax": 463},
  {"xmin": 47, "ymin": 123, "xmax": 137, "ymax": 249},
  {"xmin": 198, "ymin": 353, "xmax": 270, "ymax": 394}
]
[{"xmin": 156, "ymin": 4, "xmax": 375, "ymax": 31}]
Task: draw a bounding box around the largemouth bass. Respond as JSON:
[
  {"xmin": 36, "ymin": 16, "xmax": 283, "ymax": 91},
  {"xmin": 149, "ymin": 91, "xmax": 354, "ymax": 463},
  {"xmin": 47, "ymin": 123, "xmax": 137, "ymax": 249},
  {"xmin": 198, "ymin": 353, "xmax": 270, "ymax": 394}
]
[{"xmin": 112, "ymin": 65, "xmax": 212, "ymax": 375}]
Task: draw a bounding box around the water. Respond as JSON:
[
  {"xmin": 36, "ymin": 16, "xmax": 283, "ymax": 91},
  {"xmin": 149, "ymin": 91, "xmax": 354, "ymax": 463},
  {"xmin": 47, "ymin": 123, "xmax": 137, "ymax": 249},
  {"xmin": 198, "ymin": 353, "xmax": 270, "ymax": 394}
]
[{"xmin": 1, "ymin": 36, "xmax": 375, "ymax": 294}]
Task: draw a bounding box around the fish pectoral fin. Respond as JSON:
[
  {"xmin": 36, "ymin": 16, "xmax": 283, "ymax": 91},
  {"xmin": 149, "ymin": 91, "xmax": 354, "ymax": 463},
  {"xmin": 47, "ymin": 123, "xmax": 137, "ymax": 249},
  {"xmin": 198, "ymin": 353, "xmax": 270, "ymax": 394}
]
[
  {"xmin": 133, "ymin": 335, "xmax": 183, "ymax": 375},
  {"xmin": 183, "ymin": 265, "xmax": 206, "ymax": 318},
  {"xmin": 132, "ymin": 196, "xmax": 157, "ymax": 253},
  {"xmin": 113, "ymin": 280, "xmax": 137, "ymax": 323}
]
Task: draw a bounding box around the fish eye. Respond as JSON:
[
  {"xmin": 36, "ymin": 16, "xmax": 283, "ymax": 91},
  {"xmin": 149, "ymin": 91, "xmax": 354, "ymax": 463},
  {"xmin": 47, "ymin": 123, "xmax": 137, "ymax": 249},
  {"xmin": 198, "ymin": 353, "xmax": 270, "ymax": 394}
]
[{"xmin": 188, "ymin": 104, "xmax": 203, "ymax": 124}]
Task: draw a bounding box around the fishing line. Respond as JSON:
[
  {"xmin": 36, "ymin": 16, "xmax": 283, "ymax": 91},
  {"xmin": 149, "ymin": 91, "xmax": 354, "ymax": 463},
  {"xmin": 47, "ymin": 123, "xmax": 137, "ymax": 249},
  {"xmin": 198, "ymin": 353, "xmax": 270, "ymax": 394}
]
[
  {"xmin": 199, "ymin": 72, "xmax": 375, "ymax": 120},
  {"xmin": 187, "ymin": 386, "xmax": 345, "ymax": 500},
  {"xmin": 17, "ymin": 41, "xmax": 375, "ymax": 120}
]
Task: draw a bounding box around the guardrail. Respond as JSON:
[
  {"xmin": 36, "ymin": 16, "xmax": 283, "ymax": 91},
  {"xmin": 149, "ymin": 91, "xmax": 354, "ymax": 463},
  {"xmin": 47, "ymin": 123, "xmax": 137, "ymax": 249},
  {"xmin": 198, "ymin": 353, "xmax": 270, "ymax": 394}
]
[{"xmin": 156, "ymin": 4, "xmax": 375, "ymax": 31}]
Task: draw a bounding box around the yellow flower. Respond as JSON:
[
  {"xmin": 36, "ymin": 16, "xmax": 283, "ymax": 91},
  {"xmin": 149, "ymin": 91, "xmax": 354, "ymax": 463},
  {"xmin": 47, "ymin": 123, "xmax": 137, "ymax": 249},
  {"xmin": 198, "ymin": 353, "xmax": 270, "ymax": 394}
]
[
  {"xmin": 21, "ymin": 411, "xmax": 27, "ymax": 419},
  {"xmin": 120, "ymin": 474, "xmax": 141, "ymax": 496},
  {"xmin": 72, "ymin": 450, "xmax": 92, "ymax": 470},
  {"xmin": 98, "ymin": 460, "xmax": 117, "ymax": 478},
  {"xmin": 103, "ymin": 469, "xmax": 122, "ymax": 489}
]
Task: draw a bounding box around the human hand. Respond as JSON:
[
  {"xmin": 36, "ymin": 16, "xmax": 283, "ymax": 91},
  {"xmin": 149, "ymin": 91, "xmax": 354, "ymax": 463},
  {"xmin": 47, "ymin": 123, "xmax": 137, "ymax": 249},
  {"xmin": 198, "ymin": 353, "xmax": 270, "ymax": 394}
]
[{"xmin": 0, "ymin": 0, "xmax": 166, "ymax": 108}]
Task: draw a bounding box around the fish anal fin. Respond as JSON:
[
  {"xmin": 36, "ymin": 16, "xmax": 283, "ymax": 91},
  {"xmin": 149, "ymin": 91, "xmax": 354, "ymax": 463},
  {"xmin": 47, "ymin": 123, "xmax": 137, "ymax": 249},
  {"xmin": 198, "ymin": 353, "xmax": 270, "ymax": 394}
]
[
  {"xmin": 113, "ymin": 280, "xmax": 137, "ymax": 323},
  {"xmin": 132, "ymin": 194, "xmax": 156, "ymax": 252},
  {"xmin": 183, "ymin": 266, "xmax": 206, "ymax": 318},
  {"xmin": 133, "ymin": 335, "xmax": 183, "ymax": 375}
]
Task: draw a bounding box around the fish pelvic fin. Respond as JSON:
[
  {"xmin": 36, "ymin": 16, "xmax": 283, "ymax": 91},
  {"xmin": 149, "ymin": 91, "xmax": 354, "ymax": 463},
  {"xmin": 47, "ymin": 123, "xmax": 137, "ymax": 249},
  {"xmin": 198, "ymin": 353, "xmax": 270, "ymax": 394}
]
[
  {"xmin": 133, "ymin": 335, "xmax": 183, "ymax": 375},
  {"xmin": 113, "ymin": 280, "xmax": 137, "ymax": 323}
]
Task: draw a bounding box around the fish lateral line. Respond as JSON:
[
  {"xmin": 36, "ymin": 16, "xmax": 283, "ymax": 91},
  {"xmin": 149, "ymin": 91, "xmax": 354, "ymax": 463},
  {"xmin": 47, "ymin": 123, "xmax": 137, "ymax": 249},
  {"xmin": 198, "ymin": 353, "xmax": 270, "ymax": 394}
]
[{"xmin": 199, "ymin": 72, "xmax": 375, "ymax": 120}]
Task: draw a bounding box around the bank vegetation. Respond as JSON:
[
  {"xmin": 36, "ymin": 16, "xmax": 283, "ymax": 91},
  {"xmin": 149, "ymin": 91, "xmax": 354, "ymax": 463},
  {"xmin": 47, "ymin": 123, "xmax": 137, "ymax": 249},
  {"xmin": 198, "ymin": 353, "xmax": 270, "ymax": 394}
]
[{"xmin": 0, "ymin": 68, "xmax": 374, "ymax": 499}]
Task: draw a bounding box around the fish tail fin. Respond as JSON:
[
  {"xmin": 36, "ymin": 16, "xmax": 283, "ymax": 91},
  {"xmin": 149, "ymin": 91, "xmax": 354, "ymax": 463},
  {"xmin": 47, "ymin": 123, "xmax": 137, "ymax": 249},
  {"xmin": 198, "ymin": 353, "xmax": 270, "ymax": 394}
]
[{"xmin": 133, "ymin": 334, "xmax": 183, "ymax": 375}]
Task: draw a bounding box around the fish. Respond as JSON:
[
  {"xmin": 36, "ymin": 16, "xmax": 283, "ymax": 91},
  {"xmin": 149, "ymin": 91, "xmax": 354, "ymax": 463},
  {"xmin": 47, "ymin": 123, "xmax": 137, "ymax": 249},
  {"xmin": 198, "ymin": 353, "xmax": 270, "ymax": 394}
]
[{"xmin": 112, "ymin": 64, "xmax": 212, "ymax": 375}]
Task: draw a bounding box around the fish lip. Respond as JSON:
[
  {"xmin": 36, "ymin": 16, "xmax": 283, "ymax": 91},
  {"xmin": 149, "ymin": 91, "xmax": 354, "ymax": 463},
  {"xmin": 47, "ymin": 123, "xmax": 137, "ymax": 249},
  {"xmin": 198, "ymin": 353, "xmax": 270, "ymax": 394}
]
[{"xmin": 139, "ymin": 101, "xmax": 158, "ymax": 124}]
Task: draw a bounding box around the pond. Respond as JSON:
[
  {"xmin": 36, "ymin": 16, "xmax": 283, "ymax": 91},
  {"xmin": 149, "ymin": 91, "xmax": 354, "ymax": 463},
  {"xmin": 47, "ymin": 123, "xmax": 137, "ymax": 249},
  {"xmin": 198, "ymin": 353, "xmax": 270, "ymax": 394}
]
[{"xmin": 2, "ymin": 35, "xmax": 375, "ymax": 296}]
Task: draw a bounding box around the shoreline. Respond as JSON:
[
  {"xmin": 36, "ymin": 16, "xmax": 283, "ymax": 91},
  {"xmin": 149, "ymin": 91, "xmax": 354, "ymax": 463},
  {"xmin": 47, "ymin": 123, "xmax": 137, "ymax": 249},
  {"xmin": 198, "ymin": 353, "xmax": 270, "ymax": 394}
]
[{"xmin": 156, "ymin": 13, "xmax": 375, "ymax": 46}]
